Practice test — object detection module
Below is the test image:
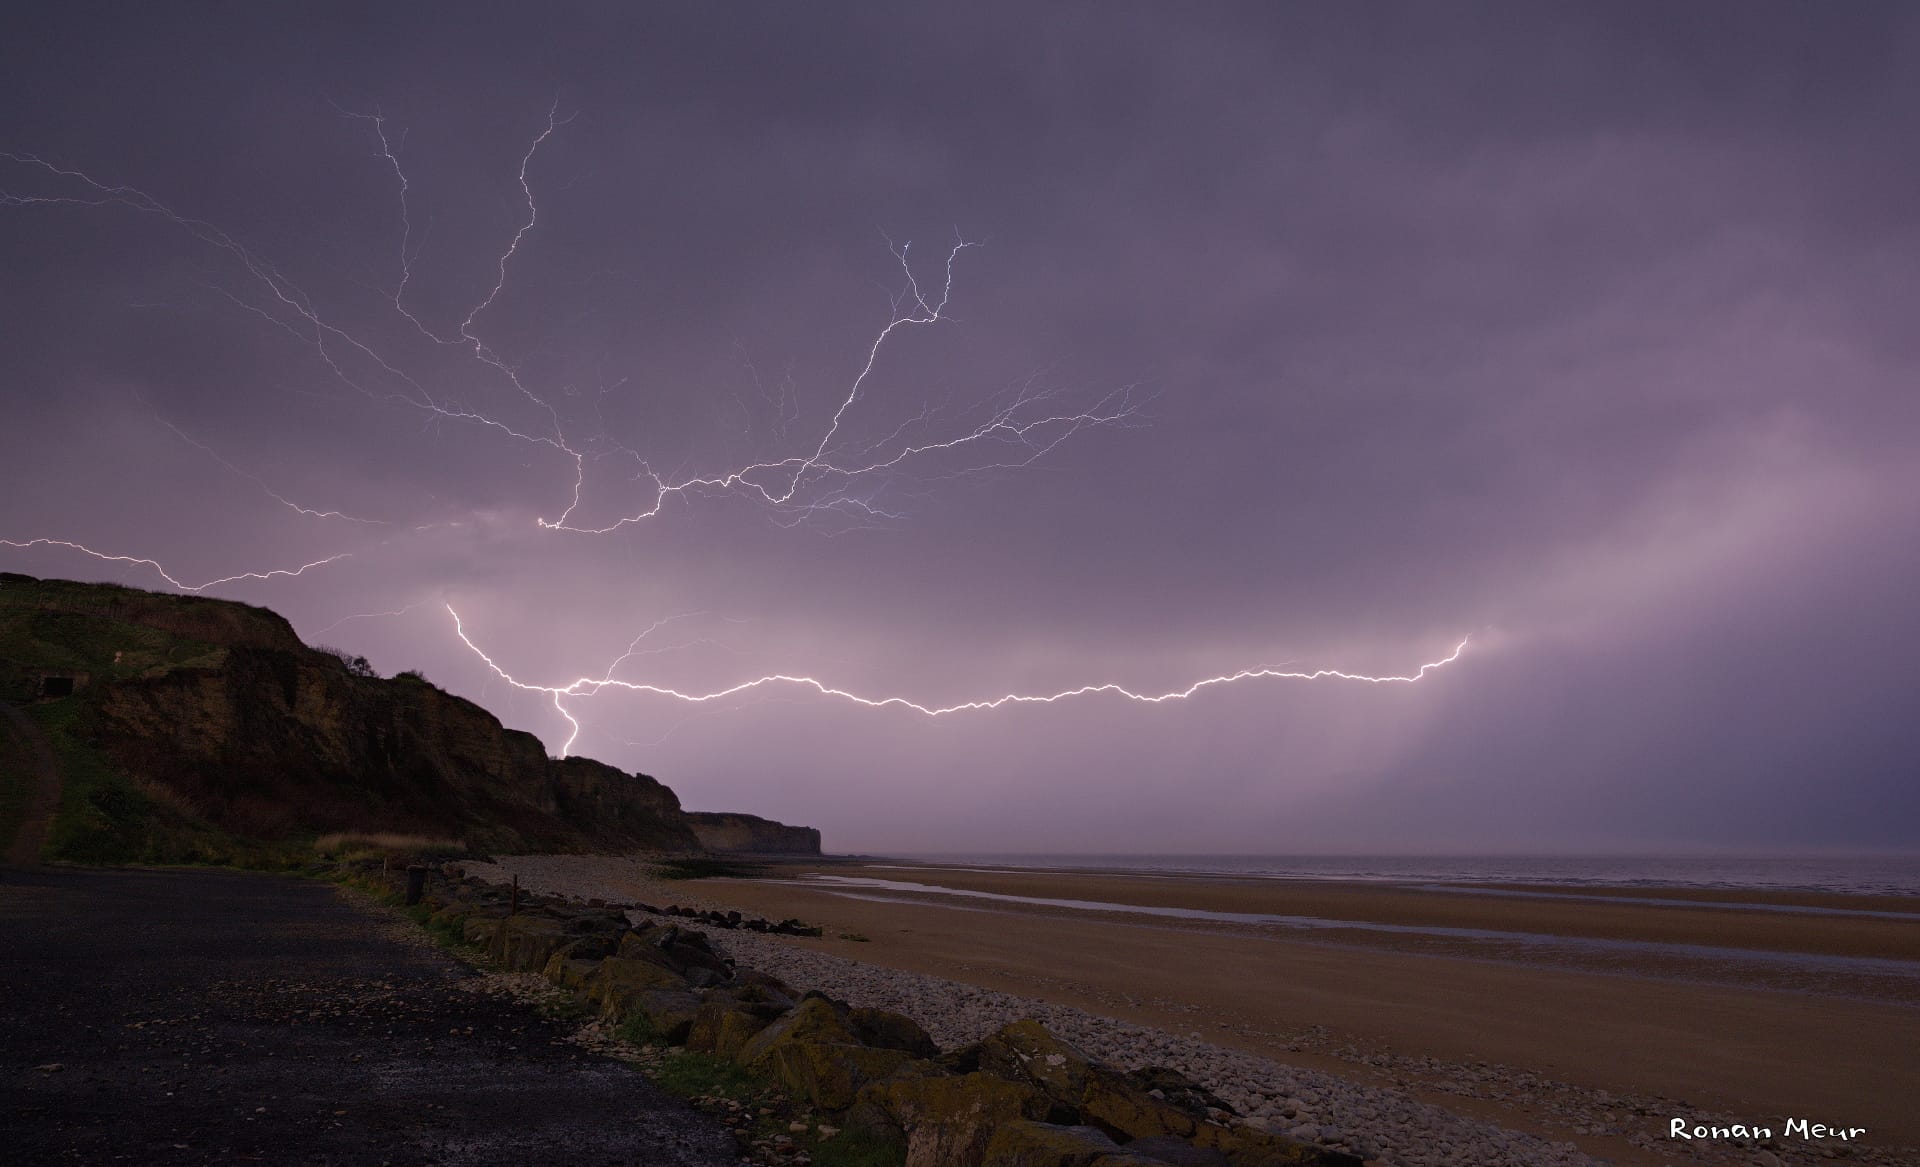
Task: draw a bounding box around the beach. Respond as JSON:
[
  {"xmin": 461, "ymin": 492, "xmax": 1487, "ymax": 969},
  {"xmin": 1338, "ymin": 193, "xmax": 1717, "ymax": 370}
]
[{"xmin": 467, "ymin": 855, "xmax": 1920, "ymax": 1167}]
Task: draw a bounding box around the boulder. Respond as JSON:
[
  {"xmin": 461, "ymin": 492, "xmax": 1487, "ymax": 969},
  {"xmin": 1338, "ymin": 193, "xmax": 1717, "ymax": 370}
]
[
  {"xmin": 1125, "ymin": 1066, "xmax": 1237, "ymax": 1120},
  {"xmin": 736, "ymin": 997, "xmax": 918, "ymax": 1111},
  {"xmin": 625, "ymin": 988, "xmax": 704, "ymax": 1045},
  {"xmin": 587, "ymin": 955, "xmax": 692, "ymax": 1019},
  {"xmin": 543, "ymin": 956, "xmax": 604, "ymax": 993},
  {"xmin": 619, "ymin": 923, "xmax": 733, "ymax": 981},
  {"xmin": 488, "ymin": 913, "xmax": 575, "ymax": 973},
  {"xmin": 1124, "ymin": 1135, "xmax": 1233, "ymax": 1167},
  {"xmin": 546, "ymin": 932, "xmax": 620, "ymax": 967},
  {"xmin": 686, "ymin": 995, "xmax": 784, "ymax": 1059},
  {"xmin": 734, "ymin": 969, "xmax": 799, "ymax": 1010},
  {"xmin": 851, "ymin": 1006, "xmax": 941, "ymax": 1058},
  {"xmin": 759, "ymin": 1040, "xmax": 918, "ymax": 1113},
  {"xmin": 861, "ymin": 1072, "xmax": 1047, "ymax": 1167},
  {"xmin": 980, "ymin": 1120, "xmax": 1128, "ymax": 1167},
  {"xmin": 979, "ymin": 1019, "xmax": 1206, "ymax": 1141},
  {"xmin": 1082, "ymin": 1068, "xmax": 1197, "ymax": 1141},
  {"xmin": 978, "ymin": 1020, "xmax": 1097, "ymax": 1124},
  {"xmin": 736, "ymin": 996, "xmax": 863, "ymax": 1063},
  {"xmin": 1189, "ymin": 1122, "xmax": 1366, "ymax": 1167},
  {"xmin": 936, "ymin": 1041, "xmax": 984, "ymax": 1075}
]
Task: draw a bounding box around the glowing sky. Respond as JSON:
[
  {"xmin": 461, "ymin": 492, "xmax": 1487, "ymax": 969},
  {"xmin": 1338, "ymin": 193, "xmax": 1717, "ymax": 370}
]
[{"xmin": 4, "ymin": 4, "xmax": 1916, "ymax": 854}]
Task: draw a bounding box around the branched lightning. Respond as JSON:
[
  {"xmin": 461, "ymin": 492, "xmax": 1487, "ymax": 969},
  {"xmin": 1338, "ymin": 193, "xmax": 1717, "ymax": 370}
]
[
  {"xmin": 4, "ymin": 119, "xmax": 1138, "ymax": 563},
  {"xmin": 447, "ymin": 603, "xmax": 1467, "ymax": 757},
  {"xmin": 1, "ymin": 113, "xmax": 1461, "ymax": 771}
]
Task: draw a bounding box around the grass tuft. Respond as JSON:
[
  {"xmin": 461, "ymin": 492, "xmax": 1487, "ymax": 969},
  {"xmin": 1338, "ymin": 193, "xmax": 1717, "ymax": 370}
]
[{"xmin": 649, "ymin": 1049, "xmax": 761, "ymax": 1097}]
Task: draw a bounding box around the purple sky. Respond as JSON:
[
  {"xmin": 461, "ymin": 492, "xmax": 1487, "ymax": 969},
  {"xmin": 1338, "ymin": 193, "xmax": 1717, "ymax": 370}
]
[{"xmin": 4, "ymin": 4, "xmax": 1917, "ymax": 855}]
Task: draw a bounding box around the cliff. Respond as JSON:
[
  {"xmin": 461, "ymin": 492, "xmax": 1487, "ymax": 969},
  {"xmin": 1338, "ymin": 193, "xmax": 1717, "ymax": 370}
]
[
  {"xmin": 684, "ymin": 811, "xmax": 822, "ymax": 855},
  {"xmin": 1, "ymin": 572, "xmax": 711, "ymax": 858}
]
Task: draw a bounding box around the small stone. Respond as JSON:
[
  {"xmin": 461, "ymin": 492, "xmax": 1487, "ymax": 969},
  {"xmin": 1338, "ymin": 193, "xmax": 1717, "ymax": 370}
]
[{"xmin": 34, "ymin": 1064, "xmax": 63, "ymax": 1073}]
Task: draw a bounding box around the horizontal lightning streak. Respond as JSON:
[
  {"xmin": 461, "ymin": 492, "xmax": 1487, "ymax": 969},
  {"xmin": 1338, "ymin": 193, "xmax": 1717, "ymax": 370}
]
[
  {"xmin": 447, "ymin": 603, "xmax": 1466, "ymax": 756},
  {"xmin": 0, "ymin": 538, "xmax": 349, "ymax": 593}
]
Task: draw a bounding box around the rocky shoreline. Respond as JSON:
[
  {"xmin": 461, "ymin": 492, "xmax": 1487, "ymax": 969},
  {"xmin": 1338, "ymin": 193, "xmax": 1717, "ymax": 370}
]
[
  {"xmin": 464, "ymin": 856, "xmax": 1605, "ymax": 1167},
  {"xmin": 404, "ymin": 859, "xmax": 1359, "ymax": 1166},
  {"xmin": 465, "ymin": 855, "xmax": 1917, "ymax": 1167}
]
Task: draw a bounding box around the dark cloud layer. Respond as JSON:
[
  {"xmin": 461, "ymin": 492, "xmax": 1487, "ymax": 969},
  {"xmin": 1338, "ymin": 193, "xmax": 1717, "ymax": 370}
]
[{"xmin": 4, "ymin": 3, "xmax": 1916, "ymax": 853}]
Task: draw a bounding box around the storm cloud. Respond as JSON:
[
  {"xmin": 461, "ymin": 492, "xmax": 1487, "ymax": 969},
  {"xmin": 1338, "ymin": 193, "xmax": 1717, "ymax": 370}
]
[{"xmin": 4, "ymin": 2, "xmax": 1916, "ymax": 853}]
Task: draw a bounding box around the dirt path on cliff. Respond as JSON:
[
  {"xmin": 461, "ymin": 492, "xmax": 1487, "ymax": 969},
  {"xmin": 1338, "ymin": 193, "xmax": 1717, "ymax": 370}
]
[
  {"xmin": 0, "ymin": 701, "xmax": 59, "ymax": 867},
  {"xmin": 0, "ymin": 866, "xmax": 743, "ymax": 1167}
]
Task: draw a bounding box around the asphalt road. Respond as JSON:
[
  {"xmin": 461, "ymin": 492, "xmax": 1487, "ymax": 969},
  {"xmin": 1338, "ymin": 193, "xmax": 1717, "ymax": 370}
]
[{"xmin": 0, "ymin": 865, "xmax": 742, "ymax": 1167}]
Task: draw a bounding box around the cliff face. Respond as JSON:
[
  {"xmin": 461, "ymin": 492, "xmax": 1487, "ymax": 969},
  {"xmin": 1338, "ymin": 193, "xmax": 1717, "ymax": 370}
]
[
  {"xmin": 684, "ymin": 811, "xmax": 822, "ymax": 855},
  {"xmin": 3, "ymin": 572, "xmax": 705, "ymax": 854},
  {"xmin": 88, "ymin": 650, "xmax": 700, "ymax": 852}
]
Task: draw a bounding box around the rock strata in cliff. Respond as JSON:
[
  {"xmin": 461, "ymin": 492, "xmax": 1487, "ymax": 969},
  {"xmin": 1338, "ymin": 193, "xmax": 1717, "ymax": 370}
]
[{"xmin": 684, "ymin": 811, "xmax": 822, "ymax": 855}]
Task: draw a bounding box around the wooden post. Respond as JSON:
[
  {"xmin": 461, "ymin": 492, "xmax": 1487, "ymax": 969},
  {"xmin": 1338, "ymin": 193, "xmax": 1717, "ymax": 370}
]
[{"xmin": 510, "ymin": 873, "xmax": 520, "ymax": 916}]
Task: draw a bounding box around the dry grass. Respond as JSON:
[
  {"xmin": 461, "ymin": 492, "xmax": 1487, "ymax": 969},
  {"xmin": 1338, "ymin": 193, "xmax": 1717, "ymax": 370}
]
[
  {"xmin": 314, "ymin": 831, "xmax": 466, "ymax": 858},
  {"xmin": 129, "ymin": 774, "xmax": 204, "ymax": 818}
]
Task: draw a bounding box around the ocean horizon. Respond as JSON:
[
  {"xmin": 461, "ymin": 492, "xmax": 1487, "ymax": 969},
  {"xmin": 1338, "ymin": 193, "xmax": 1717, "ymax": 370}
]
[{"xmin": 871, "ymin": 852, "xmax": 1920, "ymax": 897}]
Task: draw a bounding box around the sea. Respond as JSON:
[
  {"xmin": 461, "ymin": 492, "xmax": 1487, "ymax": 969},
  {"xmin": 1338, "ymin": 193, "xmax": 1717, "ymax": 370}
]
[{"xmin": 883, "ymin": 853, "xmax": 1920, "ymax": 897}]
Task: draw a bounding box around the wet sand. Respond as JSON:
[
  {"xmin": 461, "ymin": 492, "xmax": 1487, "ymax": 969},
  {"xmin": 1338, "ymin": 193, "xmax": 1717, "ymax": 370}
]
[{"xmin": 673, "ymin": 860, "xmax": 1920, "ymax": 1163}]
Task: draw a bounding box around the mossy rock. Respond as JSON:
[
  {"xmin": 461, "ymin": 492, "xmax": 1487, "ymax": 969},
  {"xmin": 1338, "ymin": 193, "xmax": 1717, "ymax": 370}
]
[
  {"xmin": 618, "ymin": 923, "xmax": 732, "ymax": 980},
  {"xmin": 851, "ymin": 1006, "xmax": 940, "ymax": 1058},
  {"xmin": 1126, "ymin": 1066, "xmax": 1236, "ymax": 1120},
  {"xmin": 542, "ymin": 954, "xmax": 605, "ymax": 993},
  {"xmin": 935, "ymin": 1041, "xmax": 983, "ymax": 1074},
  {"xmin": 735, "ymin": 967, "xmax": 799, "ymax": 1004},
  {"xmin": 1082, "ymin": 1066, "xmax": 1198, "ymax": 1141},
  {"xmin": 627, "ymin": 988, "xmax": 704, "ymax": 1045},
  {"xmin": 1123, "ymin": 1135, "xmax": 1233, "ymax": 1167},
  {"xmin": 687, "ymin": 997, "xmax": 783, "ymax": 1060},
  {"xmin": 488, "ymin": 914, "xmax": 574, "ymax": 973},
  {"xmin": 979, "ymin": 1019, "xmax": 1096, "ymax": 1123},
  {"xmin": 981, "ymin": 1119, "xmax": 1127, "ymax": 1167},
  {"xmin": 588, "ymin": 954, "xmax": 692, "ymax": 1017},
  {"xmin": 552, "ymin": 932, "xmax": 620, "ymax": 964},
  {"xmin": 736, "ymin": 996, "xmax": 862, "ymax": 1064},
  {"xmin": 864, "ymin": 1071, "xmax": 1046, "ymax": 1167},
  {"xmin": 759, "ymin": 1040, "xmax": 918, "ymax": 1113}
]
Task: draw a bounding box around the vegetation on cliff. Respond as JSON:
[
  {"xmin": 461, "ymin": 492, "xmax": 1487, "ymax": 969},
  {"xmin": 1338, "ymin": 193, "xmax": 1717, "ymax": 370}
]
[{"xmin": 0, "ymin": 572, "xmax": 704, "ymax": 863}]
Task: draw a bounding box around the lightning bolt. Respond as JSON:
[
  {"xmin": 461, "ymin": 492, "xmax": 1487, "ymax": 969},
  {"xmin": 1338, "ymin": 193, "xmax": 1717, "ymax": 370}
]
[
  {"xmin": 0, "ymin": 538, "xmax": 349, "ymax": 594},
  {"xmin": 4, "ymin": 122, "xmax": 1137, "ymax": 560},
  {"xmin": 447, "ymin": 603, "xmax": 1467, "ymax": 757},
  {"xmin": 1, "ymin": 112, "xmax": 1456, "ymax": 772},
  {"xmin": 151, "ymin": 414, "xmax": 386, "ymax": 525},
  {"xmin": 313, "ymin": 600, "xmax": 432, "ymax": 636}
]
